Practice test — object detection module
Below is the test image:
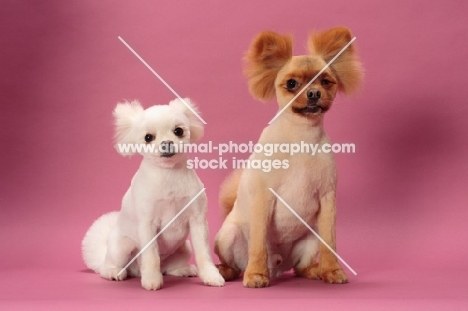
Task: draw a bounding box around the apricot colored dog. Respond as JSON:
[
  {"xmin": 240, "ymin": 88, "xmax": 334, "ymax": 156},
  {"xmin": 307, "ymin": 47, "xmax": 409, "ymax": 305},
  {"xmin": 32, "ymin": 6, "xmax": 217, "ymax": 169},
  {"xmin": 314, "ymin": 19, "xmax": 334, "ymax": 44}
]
[{"xmin": 214, "ymin": 27, "xmax": 363, "ymax": 288}]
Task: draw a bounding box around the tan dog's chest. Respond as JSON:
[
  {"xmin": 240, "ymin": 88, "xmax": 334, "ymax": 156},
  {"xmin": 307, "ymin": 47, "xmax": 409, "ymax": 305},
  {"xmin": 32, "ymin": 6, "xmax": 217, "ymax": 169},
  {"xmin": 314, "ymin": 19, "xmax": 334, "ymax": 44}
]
[
  {"xmin": 268, "ymin": 153, "xmax": 334, "ymax": 244},
  {"xmin": 235, "ymin": 123, "xmax": 336, "ymax": 244}
]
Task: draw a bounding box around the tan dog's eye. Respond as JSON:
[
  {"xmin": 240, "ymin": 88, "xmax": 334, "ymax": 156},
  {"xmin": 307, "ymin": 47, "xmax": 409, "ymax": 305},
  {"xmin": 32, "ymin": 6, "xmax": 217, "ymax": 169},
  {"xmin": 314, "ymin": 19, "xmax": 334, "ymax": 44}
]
[
  {"xmin": 286, "ymin": 79, "xmax": 299, "ymax": 91},
  {"xmin": 321, "ymin": 79, "xmax": 331, "ymax": 86},
  {"xmin": 174, "ymin": 127, "xmax": 184, "ymax": 137},
  {"xmin": 144, "ymin": 134, "xmax": 155, "ymax": 143}
]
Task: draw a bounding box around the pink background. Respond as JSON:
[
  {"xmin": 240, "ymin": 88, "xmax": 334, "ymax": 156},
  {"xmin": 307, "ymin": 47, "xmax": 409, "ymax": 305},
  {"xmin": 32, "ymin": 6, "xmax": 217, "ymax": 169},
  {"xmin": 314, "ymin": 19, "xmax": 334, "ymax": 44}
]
[{"xmin": 1, "ymin": 0, "xmax": 468, "ymax": 309}]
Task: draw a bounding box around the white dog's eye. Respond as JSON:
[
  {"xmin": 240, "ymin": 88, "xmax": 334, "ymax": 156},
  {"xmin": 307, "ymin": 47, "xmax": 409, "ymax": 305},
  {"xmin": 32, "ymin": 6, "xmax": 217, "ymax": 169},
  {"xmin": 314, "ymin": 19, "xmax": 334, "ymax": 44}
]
[
  {"xmin": 144, "ymin": 134, "xmax": 155, "ymax": 143},
  {"xmin": 174, "ymin": 127, "xmax": 184, "ymax": 137}
]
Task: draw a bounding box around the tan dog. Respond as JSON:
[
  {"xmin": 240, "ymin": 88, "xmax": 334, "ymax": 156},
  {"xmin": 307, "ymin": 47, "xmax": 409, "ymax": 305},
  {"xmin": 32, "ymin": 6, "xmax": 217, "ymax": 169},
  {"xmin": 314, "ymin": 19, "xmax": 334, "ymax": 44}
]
[{"xmin": 214, "ymin": 27, "xmax": 363, "ymax": 288}]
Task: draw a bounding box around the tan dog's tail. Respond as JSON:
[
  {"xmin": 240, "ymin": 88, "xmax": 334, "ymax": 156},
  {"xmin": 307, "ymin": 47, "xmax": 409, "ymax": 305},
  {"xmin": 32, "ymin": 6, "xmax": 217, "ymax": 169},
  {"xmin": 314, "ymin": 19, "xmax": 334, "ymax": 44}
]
[{"xmin": 219, "ymin": 170, "xmax": 243, "ymax": 218}]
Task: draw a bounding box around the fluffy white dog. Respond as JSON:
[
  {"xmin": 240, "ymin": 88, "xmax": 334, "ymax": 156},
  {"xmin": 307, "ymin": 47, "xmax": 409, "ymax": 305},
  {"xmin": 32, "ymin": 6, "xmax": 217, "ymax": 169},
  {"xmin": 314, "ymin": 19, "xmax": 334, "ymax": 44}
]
[{"xmin": 82, "ymin": 98, "xmax": 224, "ymax": 290}]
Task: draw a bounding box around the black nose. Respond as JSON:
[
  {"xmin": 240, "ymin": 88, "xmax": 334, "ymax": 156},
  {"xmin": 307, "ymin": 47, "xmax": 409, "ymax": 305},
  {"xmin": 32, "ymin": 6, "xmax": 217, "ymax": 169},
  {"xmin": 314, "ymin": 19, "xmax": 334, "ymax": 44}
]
[
  {"xmin": 160, "ymin": 140, "xmax": 175, "ymax": 155},
  {"xmin": 307, "ymin": 88, "xmax": 321, "ymax": 100}
]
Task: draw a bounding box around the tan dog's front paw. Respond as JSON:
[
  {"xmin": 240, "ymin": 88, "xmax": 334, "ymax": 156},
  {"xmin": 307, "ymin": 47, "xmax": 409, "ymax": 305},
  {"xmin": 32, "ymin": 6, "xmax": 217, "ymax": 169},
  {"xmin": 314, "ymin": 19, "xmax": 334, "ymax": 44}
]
[
  {"xmin": 141, "ymin": 271, "xmax": 163, "ymax": 290},
  {"xmin": 243, "ymin": 272, "xmax": 270, "ymax": 288},
  {"xmin": 321, "ymin": 269, "xmax": 348, "ymax": 284}
]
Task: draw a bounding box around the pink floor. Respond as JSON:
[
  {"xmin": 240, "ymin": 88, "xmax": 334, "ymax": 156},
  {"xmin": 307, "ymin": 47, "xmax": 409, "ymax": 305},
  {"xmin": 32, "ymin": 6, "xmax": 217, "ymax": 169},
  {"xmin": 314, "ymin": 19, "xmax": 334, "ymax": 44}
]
[
  {"xmin": 1, "ymin": 211, "xmax": 467, "ymax": 310},
  {"xmin": 2, "ymin": 0, "xmax": 468, "ymax": 310},
  {"xmin": 1, "ymin": 267, "xmax": 467, "ymax": 310}
]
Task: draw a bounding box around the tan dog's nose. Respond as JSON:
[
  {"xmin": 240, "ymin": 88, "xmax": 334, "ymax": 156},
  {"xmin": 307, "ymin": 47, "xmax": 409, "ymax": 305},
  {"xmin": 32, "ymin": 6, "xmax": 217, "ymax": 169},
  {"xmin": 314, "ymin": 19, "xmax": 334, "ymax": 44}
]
[{"xmin": 307, "ymin": 88, "xmax": 321, "ymax": 100}]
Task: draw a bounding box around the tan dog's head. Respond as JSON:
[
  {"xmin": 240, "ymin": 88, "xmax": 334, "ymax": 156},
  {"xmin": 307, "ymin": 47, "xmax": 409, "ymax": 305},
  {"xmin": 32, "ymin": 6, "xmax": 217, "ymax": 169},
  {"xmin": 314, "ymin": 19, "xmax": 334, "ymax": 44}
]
[{"xmin": 244, "ymin": 27, "xmax": 363, "ymax": 117}]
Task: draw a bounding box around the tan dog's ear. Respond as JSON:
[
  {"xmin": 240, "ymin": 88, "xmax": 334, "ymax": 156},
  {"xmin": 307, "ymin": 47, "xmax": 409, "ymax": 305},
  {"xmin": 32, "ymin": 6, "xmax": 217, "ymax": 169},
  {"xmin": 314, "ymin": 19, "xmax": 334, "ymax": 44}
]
[
  {"xmin": 308, "ymin": 27, "xmax": 363, "ymax": 95},
  {"xmin": 244, "ymin": 31, "xmax": 293, "ymax": 101}
]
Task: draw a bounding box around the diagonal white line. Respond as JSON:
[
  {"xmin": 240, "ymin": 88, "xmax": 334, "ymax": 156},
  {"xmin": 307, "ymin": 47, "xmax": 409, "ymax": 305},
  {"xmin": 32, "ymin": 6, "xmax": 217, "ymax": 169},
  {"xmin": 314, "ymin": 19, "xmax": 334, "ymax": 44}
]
[
  {"xmin": 268, "ymin": 188, "xmax": 357, "ymax": 275},
  {"xmin": 268, "ymin": 37, "xmax": 356, "ymax": 124},
  {"xmin": 118, "ymin": 36, "xmax": 207, "ymax": 125},
  {"xmin": 117, "ymin": 188, "xmax": 206, "ymax": 277}
]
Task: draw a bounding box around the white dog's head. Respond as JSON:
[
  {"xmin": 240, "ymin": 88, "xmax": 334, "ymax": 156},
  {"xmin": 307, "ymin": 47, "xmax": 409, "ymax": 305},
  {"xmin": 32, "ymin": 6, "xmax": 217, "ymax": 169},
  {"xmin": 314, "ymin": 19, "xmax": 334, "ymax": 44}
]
[{"xmin": 113, "ymin": 98, "xmax": 204, "ymax": 167}]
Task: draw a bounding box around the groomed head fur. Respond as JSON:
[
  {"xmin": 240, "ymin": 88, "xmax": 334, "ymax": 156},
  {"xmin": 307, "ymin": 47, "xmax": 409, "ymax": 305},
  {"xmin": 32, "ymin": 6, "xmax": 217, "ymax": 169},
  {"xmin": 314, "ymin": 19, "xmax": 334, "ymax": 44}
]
[
  {"xmin": 113, "ymin": 98, "xmax": 204, "ymax": 164},
  {"xmin": 244, "ymin": 27, "xmax": 363, "ymax": 117}
]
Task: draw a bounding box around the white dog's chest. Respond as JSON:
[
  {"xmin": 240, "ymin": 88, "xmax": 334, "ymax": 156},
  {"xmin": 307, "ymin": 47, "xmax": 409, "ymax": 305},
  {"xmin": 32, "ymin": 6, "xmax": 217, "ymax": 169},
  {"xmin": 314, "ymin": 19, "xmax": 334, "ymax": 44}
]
[
  {"xmin": 119, "ymin": 178, "xmax": 200, "ymax": 260},
  {"xmin": 147, "ymin": 197, "xmax": 192, "ymax": 255}
]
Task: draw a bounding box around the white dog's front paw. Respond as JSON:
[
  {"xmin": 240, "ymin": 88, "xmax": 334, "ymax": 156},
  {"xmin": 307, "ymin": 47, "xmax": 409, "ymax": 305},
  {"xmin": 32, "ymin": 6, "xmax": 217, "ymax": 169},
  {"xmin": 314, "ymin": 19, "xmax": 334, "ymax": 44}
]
[
  {"xmin": 100, "ymin": 266, "xmax": 127, "ymax": 281},
  {"xmin": 141, "ymin": 271, "xmax": 163, "ymax": 290},
  {"xmin": 199, "ymin": 265, "xmax": 225, "ymax": 287},
  {"xmin": 166, "ymin": 264, "xmax": 198, "ymax": 277}
]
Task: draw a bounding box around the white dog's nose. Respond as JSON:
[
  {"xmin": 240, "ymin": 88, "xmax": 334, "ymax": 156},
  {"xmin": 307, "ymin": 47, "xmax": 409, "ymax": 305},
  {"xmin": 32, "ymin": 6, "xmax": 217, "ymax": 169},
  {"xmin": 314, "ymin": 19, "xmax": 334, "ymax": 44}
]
[{"xmin": 160, "ymin": 140, "xmax": 176, "ymax": 157}]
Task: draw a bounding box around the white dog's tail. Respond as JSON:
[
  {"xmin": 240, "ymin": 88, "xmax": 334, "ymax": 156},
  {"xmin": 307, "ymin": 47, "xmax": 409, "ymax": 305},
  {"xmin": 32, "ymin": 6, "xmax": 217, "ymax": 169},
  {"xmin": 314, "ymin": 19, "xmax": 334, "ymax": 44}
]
[{"xmin": 81, "ymin": 211, "xmax": 119, "ymax": 272}]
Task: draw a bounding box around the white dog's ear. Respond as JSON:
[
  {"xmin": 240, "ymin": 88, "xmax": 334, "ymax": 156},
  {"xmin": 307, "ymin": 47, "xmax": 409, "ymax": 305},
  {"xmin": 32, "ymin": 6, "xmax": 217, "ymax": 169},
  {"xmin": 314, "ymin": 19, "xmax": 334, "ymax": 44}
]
[
  {"xmin": 113, "ymin": 100, "xmax": 145, "ymax": 155},
  {"xmin": 169, "ymin": 98, "xmax": 204, "ymax": 142}
]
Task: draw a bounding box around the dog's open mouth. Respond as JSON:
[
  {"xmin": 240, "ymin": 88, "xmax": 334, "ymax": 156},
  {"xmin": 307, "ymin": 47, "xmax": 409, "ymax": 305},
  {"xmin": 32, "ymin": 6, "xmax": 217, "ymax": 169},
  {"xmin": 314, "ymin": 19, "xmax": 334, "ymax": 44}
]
[{"xmin": 292, "ymin": 103, "xmax": 328, "ymax": 114}]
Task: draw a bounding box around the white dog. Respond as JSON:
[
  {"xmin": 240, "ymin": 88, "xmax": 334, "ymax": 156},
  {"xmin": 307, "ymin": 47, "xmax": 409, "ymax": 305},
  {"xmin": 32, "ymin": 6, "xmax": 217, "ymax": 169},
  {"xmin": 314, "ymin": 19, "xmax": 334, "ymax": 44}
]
[{"xmin": 82, "ymin": 98, "xmax": 224, "ymax": 290}]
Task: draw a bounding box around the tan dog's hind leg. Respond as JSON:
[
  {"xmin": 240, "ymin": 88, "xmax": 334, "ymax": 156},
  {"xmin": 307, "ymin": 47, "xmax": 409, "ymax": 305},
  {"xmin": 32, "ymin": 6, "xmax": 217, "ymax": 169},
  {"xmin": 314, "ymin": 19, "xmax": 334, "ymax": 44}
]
[
  {"xmin": 214, "ymin": 220, "xmax": 244, "ymax": 281},
  {"xmin": 243, "ymin": 188, "xmax": 273, "ymax": 288},
  {"xmin": 215, "ymin": 170, "xmax": 245, "ymax": 281},
  {"xmin": 316, "ymin": 191, "xmax": 348, "ymax": 284},
  {"xmin": 216, "ymin": 263, "xmax": 241, "ymax": 281},
  {"xmin": 292, "ymin": 234, "xmax": 320, "ymax": 279}
]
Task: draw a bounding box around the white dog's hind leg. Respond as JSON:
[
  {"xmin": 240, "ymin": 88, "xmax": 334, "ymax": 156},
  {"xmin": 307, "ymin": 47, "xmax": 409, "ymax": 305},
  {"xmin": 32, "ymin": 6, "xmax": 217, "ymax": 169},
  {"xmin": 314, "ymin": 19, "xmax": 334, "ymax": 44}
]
[
  {"xmin": 82, "ymin": 211, "xmax": 119, "ymax": 273},
  {"xmin": 162, "ymin": 240, "xmax": 197, "ymax": 277},
  {"xmin": 99, "ymin": 229, "xmax": 136, "ymax": 281}
]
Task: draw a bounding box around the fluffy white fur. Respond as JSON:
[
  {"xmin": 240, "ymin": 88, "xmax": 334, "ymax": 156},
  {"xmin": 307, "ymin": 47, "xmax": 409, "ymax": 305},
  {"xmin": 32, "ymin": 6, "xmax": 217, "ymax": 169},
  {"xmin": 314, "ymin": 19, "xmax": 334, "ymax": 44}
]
[{"xmin": 82, "ymin": 98, "xmax": 224, "ymax": 290}]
